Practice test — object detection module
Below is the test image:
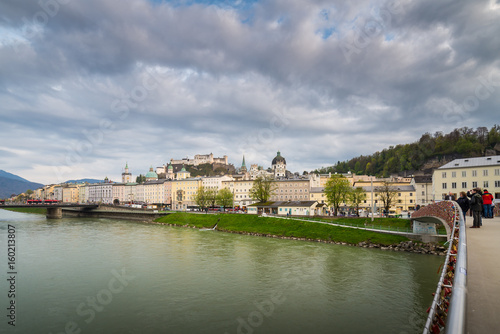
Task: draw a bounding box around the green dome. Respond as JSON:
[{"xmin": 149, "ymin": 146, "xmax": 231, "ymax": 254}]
[
  {"xmin": 145, "ymin": 166, "xmax": 158, "ymax": 179},
  {"xmin": 145, "ymin": 171, "xmax": 157, "ymax": 178}
]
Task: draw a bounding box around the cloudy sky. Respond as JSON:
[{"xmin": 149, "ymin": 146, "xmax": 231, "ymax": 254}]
[{"xmin": 1, "ymin": 0, "xmax": 499, "ymax": 184}]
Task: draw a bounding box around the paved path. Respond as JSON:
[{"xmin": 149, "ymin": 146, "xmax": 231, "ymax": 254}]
[{"xmin": 466, "ymin": 215, "xmax": 500, "ymax": 334}]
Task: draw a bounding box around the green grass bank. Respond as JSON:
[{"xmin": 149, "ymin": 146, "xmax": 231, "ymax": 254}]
[
  {"xmin": 155, "ymin": 213, "xmax": 411, "ymax": 246},
  {"xmin": 2, "ymin": 207, "xmax": 46, "ymax": 214}
]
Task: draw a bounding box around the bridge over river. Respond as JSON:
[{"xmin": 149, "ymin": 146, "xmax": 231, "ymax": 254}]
[{"xmin": 412, "ymin": 201, "xmax": 500, "ymax": 334}]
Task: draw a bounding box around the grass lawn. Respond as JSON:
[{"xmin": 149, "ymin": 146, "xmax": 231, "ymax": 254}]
[
  {"xmin": 2, "ymin": 207, "xmax": 46, "ymax": 214},
  {"xmin": 155, "ymin": 213, "xmax": 411, "ymax": 246}
]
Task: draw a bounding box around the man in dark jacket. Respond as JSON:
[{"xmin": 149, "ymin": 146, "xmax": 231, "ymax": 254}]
[
  {"xmin": 456, "ymin": 191, "xmax": 470, "ymax": 223},
  {"xmin": 467, "ymin": 188, "xmax": 483, "ymax": 228}
]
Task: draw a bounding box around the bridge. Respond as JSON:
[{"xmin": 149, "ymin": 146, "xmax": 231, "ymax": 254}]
[
  {"xmin": 1, "ymin": 203, "xmax": 99, "ymax": 219},
  {"xmin": 413, "ymin": 201, "xmax": 500, "ymax": 334}
]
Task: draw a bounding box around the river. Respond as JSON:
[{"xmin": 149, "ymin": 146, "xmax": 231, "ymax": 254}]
[{"xmin": 0, "ymin": 209, "xmax": 442, "ymax": 334}]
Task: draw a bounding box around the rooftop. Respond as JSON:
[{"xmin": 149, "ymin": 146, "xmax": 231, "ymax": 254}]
[{"xmin": 438, "ymin": 155, "xmax": 500, "ymax": 169}]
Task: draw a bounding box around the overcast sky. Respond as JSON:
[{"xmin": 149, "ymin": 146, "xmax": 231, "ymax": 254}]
[{"xmin": 1, "ymin": 0, "xmax": 499, "ymax": 184}]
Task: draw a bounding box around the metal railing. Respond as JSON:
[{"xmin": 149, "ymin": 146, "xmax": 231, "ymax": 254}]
[{"xmin": 422, "ymin": 201, "xmax": 467, "ymax": 334}]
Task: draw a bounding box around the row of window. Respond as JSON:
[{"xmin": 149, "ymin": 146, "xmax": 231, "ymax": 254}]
[
  {"xmin": 442, "ymin": 169, "xmax": 500, "ymax": 178},
  {"xmin": 442, "ymin": 180, "xmax": 500, "ymax": 189}
]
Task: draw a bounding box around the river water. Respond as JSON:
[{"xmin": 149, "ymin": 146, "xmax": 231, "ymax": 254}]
[{"xmin": 0, "ymin": 209, "xmax": 442, "ymax": 334}]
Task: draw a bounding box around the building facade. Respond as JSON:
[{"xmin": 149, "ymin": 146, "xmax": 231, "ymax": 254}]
[{"xmin": 433, "ymin": 155, "xmax": 500, "ymax": 200}]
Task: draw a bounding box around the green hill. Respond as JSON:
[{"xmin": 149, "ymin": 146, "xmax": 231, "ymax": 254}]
[{"xmin": 315, "ymin": 125, "xmax": 500, "ymax": 177}]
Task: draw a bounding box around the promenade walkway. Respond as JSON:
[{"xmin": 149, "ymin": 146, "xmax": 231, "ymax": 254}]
[{"xmin": 466, "ymin": 215, "xmax": 500, "ymax": 334}]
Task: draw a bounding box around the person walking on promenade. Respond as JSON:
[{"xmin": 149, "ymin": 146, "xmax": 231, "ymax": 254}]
[
  {"xmin": 482, "ymin": 189, "xmax": 494, "ymax": 218},
  {"xmin": 467, "ymin": 188, "xmax": 483, "ymax": 228},
  {"xmin": 457, "ymin": 191, "xmax": 470, "ymax": 223}
]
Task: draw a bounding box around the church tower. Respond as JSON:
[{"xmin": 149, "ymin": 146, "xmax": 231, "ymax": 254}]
[
  {"xmin": 241, "ymin": 155, "xmax": 247, "ymax": 174},
  {"xmin": 272, "ymin": 151, "xmax": 286, "ymax": 178},
  {"xmin": 122, "ymin": 162, "xmax": 132, "ymax": 183}
]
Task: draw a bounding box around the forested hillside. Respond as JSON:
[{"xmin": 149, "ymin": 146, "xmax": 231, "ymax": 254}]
[{"xmin": 315, "ymin": 126, "xmax": 500, "ymax": 177}]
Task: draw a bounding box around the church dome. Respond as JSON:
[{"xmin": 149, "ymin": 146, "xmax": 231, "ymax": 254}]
[
  {"xmin": 145, "ymin": 166, "xmax": 158, "ymax": 179},
  {"xmin": 272, "ymin": 151, "xmax": 286, "ymax": 165}
]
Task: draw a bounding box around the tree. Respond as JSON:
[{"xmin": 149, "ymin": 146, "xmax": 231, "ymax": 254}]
[
  {"xmin": 136, "ymin": 174, "xmax": 146, "ymax": 184},
  {"xmin": 216, "ymin": 188, "xmax": 234, "ymax": 211},
  {"xmin": 249, "ymin": 175, "xmax": 277, "ymax": 203},
  {"xmin": 348, "ymin": 187, "xmax": 367, "ymax": 217},
  {"xmin": 194, "ymin": 186, "xmax": 209, "ymax": 211},
  {"xmin": 324, "ymin": 174, "xmax": 352, "ymax": 216},
  {"xmin": 26, "ymin": 189, "xmax": 34, "ymax": 198},
  {"xmin": 206, "ymin": 188, "xmax": 218, "ymax": 208},
  {"xmin": 375, "ymin": 181, "xmax": 398, "ymax": 216}
]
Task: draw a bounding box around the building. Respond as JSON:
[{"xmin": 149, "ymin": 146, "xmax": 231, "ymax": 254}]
[
  {"xmin": 247, "ymin": 201, "xmax": 321, "ymax": 216},
  {"xmin": 271, "ymin": 151, "xmax": 287, "ymax": 178},
  {"xmin": 412, "ymin": 175, "xmax": 433, "ymax": 206},
  {"xmin": 87, "ymin": 182, "xmax": 113, "ymax": 204},
  {"xmin": 270, "ymin": 179, "xmax": 310, "ymax": 201},
  {"xmin": 145, "ymin": 166, "xmax": 158, "ymax": 181},
  {"xmin": 222, "ymin": 178, "xmax": 256, "ymax": 208},
  {"xmin": 202, "ymin": 175, "xmax": 233, "ymax": 191},
  {"xmin": 170, "ymin": 153, "xmax": 229, "ymax": 166},
  {"xmin": 433, "ymin": 155, "xmax": 500, "ymax": 200},
  {"xmin": 122, "ymin": 163, "xmax": 132, "ymax": 183},
  {"xmin": 171, "ymin": 178, "xmax": 202, "ymax": 210}
]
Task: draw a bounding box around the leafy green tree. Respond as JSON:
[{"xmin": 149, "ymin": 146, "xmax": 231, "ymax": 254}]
[
  {"xmin": 375, "ymin": 181, "xmax": 398, "ymax": 216},
  {"xmin": 206, "ymin": 188, "xmax": 218, "ymax": 208},
  {"xmin": 26, "ymin": 189, "xmax": 34, "ymax": 198},
  {"xmin": 136, "ymin": 174, "xmax": 146, "ymax": 184},
  {"xmin": 194, "ymin": 186, "xmax": 209, "ymax": 211},
  {"xmin": 249, "ymin": 175, "xmax": 277, "ymax": 203},
  {"xmin": 324, "ymin": 174, "xmax": 352, "ymax": 216},
  {"xmin": 216, "ymin": 188, "xmax": 234, "ymax": 211},
  {"xmin": 348, "ymin": 187, "xmax": 367, "ymax": 217}
]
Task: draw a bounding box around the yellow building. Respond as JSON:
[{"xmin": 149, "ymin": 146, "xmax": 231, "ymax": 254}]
[
  {"xmin": 171, "ymin": 178, "xmax": 202, "ymax": 210},
  {"xmin": 62, "ymin": 184, "xmax": 81, "ymax": 203},
  {"xmin": 222, "ymin": 178, "xmax": 255, "ymax": 208},
  {"xmin": 433, "ymin": 155, "xmax": 500, "ymax": 200}
]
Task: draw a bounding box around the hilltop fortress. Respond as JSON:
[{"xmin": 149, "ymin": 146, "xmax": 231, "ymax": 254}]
[{"xmin": 170, "ymin": 153, "xmax": 228, "ymax": 166}]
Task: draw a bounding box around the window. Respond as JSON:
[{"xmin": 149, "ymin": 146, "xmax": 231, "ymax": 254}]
[
  {"xmin": 495, "ymin": 169, "xmax": 500, "ymax": 176},
  {"xmin": 410, "ymin": 199, "xmax": 413, "ymax": 203},
  {"xmin": 398, "ymin": 193, "xmax": 402, "ymax": 196},
  {"xmin": 462, "ymin": 182, "xmax": 467, "ymax": 188},
  {"xmin": 442, "ymin": 172, "xmax": 447, "ymax": 178},
  {"xmin": 410, "ymin": 193, "xmax": 413, "ymax": 196},
  {"xmin": 398, "ymin": 200, "xmax": 402, "ymax": 203},
  {"xmin": 472, "ymin": 181, "xmax": 478, "ymax": 188},
  {"xmin": 472, "ymin": 170, "xmax": 477, "ymax": 177},
  {"xmin": 442, "ymin": 183, "xmax": 447, "ymax": 189},
  {"xmin": 484, "ymin": 181, "xmax": 489, "ymax": 188},
  {"xmin": 422, "ymin": 191, "xmax": 425, "ymax": 196},
  {"xmin": 452, "ymin": 172, "xmax": 456, "ymax": 178},
  {"xmin": 462, "ymin": 171, "xmax": 467, "ymax": 177},
  {"xmin": 496, "ymin": 181, "xmax": 500, "ymax": 188},
  {"xmin": 483, "ymin": 170, "xmax": 489, "ymax": 177}
]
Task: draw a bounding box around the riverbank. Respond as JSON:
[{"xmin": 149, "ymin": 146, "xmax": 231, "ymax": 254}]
[
  {"xmin": 1, "ymin": 207, "xmax": 46, "ymax": 214},
  {"xmin": 154, "ymin": 213, "xmax": 446, "ymax": 255}
]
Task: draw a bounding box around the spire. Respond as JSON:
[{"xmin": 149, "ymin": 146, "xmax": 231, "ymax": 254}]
[
  {"xmin": 125, "ymin": 161, "xmax": 128, "ymax": 169},
  {"xmin": 242, "ymin": 155, "xmax": 246, "ymax": 167}
]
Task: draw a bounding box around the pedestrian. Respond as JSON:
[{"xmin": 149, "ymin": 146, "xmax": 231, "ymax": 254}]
[
  {"xmin": 456, "ymin": 191, "xmax": 470, "ymax": 223},
  {"xmin": 467, "ymin": 188, "xmax": 483, "ymax": 228},
  {"xmin": 482, "ymin": 189, "xmax": 494, "ymax": 219}
]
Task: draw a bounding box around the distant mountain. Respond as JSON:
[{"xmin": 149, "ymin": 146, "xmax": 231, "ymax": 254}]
[
  {"xmin": 0, "ymin": 170, "xmax": 44, "ymax": 199},
  {"xmin": 64, "ymin": 178, "xmax": 103, "ymax": 184}
]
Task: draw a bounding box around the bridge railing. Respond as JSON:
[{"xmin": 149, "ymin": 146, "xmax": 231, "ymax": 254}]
[{"xmin": 422, "ymin": 201, "xmax": 467, "ymax": 334}]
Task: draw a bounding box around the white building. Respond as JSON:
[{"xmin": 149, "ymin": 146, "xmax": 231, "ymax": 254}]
[
  {"xmin": 433, "ymin": 155, "xmax": 500, "ymax": 201},
  {"xmin": 87, "ymin": 183, "xmax": 114, "ymax": 204}
]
